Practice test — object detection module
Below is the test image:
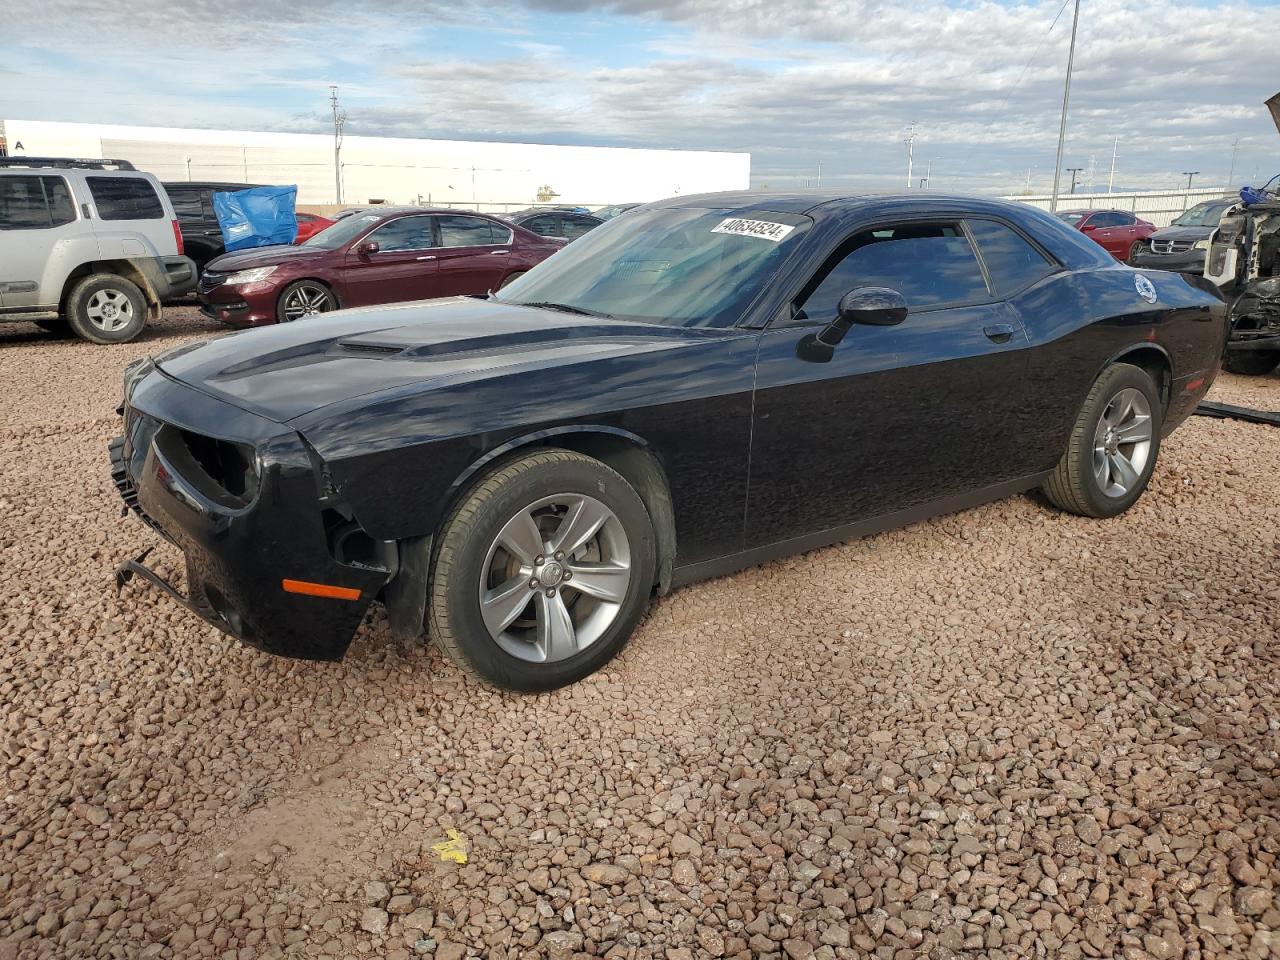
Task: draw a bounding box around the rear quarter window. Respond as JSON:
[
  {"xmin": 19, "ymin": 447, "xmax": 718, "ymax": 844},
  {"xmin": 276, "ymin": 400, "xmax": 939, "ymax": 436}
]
[
  {"xmin": 966, "ymin": 220, "xmax": 1057, "ymax": 296},
  {"xmin": 88, "ymin": 176, "xmax": 165, "ymax": 220}
]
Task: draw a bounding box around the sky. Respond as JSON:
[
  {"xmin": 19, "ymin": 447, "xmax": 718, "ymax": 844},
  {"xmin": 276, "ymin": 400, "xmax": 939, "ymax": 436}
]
[{"xmin": 3, "ymin": 0, "xmax": 1278, "ymax": 196}]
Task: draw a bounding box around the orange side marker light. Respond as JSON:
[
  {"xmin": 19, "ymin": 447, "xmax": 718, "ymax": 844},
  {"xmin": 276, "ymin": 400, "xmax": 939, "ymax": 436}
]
[{"xmin": 281, "ymin": 579, "xmax": 362, "ymax": 601}]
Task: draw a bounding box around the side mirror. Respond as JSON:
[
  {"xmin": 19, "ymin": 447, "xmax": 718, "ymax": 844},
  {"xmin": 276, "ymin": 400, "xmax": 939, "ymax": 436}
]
[
  {"xmin": 1079, "ymin": 223, "xmax": 1098, "ymax": 233},
  {"xmin": 797, "ymin": 287, "xmax": 907, "ymax": 362},
  {"xmin": 356, "ymin": 241, "xmax": 380, "ymax": 257}
]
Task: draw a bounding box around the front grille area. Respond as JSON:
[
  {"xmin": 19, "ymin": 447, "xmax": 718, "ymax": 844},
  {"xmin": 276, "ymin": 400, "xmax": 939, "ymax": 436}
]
[
  {"xmin": 197, "ymin": 271, "xmax": 227, "ymax": 294},
  {"xmin": 1150, "ymin": 239, "xmax": 1195, "ymax": 255}
]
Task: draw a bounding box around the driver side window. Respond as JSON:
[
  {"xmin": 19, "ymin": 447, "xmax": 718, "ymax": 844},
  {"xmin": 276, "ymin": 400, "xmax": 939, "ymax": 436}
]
[
  {"xmin": 797, "ymin": 222, "xmax": 989, "ymax": 322},
  {"xmin": 367, "ymin": 215, "xmax": 435, "ymax": 251}
]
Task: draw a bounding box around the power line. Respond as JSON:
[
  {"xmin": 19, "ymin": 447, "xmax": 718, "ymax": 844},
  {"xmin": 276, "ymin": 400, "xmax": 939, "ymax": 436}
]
[{"xmin": 996, "ymin": 0, "xmax": 1073, "ymax": 116}]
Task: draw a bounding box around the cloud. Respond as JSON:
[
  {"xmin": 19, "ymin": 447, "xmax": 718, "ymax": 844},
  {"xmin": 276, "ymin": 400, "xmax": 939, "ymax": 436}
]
[{"xmin": 3, "ymin": 0, "xmax": 1277, "ymax": 194}]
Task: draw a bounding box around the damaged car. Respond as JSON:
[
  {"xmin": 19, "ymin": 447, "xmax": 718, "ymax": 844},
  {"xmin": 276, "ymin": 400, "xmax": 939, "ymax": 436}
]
[
  {"xmin": 111, "ymin": 191, "xmax": 1227, "ymax": 691},
  {"xmin": 1203, "ymin": 92, "xmax": 1280, "ymax": 375}
]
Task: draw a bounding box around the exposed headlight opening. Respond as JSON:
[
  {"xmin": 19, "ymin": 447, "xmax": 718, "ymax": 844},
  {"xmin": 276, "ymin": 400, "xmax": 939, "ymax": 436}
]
[{"xmin": 224, "ymin": 266, "xmax": 278, "ymax": 285}]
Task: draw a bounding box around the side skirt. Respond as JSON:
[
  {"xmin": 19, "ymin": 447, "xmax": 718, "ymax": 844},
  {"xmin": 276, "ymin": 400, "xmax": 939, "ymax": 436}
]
[{"xmin": 669, "ymin": 472, "xmax": 1051, "ymax": 589}]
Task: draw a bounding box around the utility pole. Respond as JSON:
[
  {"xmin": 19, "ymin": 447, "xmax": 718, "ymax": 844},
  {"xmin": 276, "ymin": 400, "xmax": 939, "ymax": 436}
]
[
  {"xmin": 904, "ymin": 122, "xmax": 917, "ymax": 190},
  {"xmin": 816, "ymin": 161, "xmax": 822, "ymax": 188},
  {"xmin": 330, "ymin": 85, "xmax": 347, "ymax": 205},
  {"xmin": 1227, "ymin": 138, "xmax": 1239, "ymax": 187},
  {"xmin": 1182, "ymin": 170, "xmax": 1199, "ymax": 191},
  {"xmin": 1066, "ymin": 167, "xmax": 1083, "ymax": 194},
  {"xmin": 1049, "ymin": 0, "xmax": 1082, "ymax": 213},
  {"xmin": 1107, "ymin": 137, "xmax": 1118, "ymax": 194}
]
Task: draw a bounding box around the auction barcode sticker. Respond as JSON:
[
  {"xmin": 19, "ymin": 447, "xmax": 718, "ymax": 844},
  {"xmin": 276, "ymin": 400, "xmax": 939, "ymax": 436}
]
[{"xmin": 711, "ymin": 218, "xmax": 796, "ymax": 242}]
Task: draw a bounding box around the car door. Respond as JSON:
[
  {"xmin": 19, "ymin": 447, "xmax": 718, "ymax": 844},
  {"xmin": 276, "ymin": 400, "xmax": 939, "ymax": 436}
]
[
  {"xmin": 339, "ymin": 214, "xmax": 440, "ymax": 307},
  {"xmin": 0, "ymin": 173, "xmax": 89, "ymax": 310},
  {"xmin": 746, "ymin": 219, "xmax": 1033, "ymax": 546},
  {"xmin": 1083, "ymin": 211, "xmax": 1126, "ymax": 259},
  {"xmin": 433, "ymin": 215, "xmax": 513, "ymax": 296}
]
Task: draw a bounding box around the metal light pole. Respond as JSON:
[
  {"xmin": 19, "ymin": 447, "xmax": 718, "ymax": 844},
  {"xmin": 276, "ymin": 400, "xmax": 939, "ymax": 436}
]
[
  {"xmin": 1182, "ymin": 170, "xmax": 1199, "ymax": 191},
  {"xmin": 1227, "ymin": 138, "xmax": 1239, "ymax": 187},
  {"xmin": 1049, "ymin": 0, "xmax": 1082, "ymax": 213},
  {"xmin": 1107, "ymin": 137, "xmax": 1118, "ymax": 194},
  {"xmin": 904, "ymin": 122, "xmax": 917, "ymax": 190},
  {"xmin": 1066, "ymin": 167, "xmax": 1084, "ymax": 194},
  {"xmin": 330, "ymin": 85, "xmax": 347, "ymax": 205}
]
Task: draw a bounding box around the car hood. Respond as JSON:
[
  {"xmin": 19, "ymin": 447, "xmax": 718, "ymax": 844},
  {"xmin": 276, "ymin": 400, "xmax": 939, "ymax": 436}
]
[
  {"xmin": 154, "ymin": 297, "xmax": 727, "ymax": 424},
  {"xmin": 206, "ymin": 245, "xmax": 329, "ymax": 271},
  {"xmin": 1147, "ymin": 225, "xmax": 1213, "ymax": 242}
]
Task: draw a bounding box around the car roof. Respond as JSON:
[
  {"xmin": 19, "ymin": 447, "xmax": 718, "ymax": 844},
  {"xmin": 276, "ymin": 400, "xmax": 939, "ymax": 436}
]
[{"xmin": 647, "ymin": 189, "xmax": 1063, "ymax": 221}]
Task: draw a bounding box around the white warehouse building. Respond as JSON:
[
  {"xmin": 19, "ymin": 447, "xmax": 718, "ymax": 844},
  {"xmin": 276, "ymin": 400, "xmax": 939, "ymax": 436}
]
[{"xmin": 0, "ymin": 119, "xmax": 750, "ymax": 210}]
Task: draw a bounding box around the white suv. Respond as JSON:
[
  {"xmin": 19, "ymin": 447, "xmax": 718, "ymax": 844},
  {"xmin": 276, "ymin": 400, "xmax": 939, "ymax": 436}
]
[{"xmin": 0, "ymin": 158, "xmax": 197, "ymax": 343}]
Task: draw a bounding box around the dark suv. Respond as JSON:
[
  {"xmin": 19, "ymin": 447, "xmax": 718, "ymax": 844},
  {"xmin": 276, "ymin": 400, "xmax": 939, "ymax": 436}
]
[
  {"xmin": 1129, "ymin": 198, "xmax": 1236, "ymax": 275},
  {"xmin": 163, "ymin": 181, "xmax": 264, "ymax": 273}
]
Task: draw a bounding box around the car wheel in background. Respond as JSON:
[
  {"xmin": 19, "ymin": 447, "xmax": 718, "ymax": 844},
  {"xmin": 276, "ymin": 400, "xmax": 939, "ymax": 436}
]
[
  {"xmin": 499, "ymin": 271, "xmax": 526, "ymax": 289},
  {"xmin": 1127, "ymin": 241, "xmax": 1142, "ymax": 263},
  {"xmin": 428, "ymin": 449, "xmax": 657, "ymax": 691},
  {"xmin": 1042, "ymin": 362, "xmax": 1162, "ymax": 518},
  {"xmin": 66, "ymin": 274, "xmax": 148, "ymax": 344},
  {"xmin": 1222, "ymin": 350, "xmax": 1280, "ymax": 376},
  {"xmin": 276, "ymin": 281, "xmax": 337, "ymax": 323}
]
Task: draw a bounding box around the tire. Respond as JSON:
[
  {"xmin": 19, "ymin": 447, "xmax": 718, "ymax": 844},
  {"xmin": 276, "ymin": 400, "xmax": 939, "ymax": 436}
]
[
  {"xmin": 1042, "ymin": 362, "xmax": 1163, "ymax": 519},
  {"xmin": 499, "ymin": 271, "xmax": 526, "ymax": 290},
  {"xmin": 276, "ymin": 280, "xmax": 337, "ymax": 323},
  {"xmin": 1222, "ymin": 350, "xmax": 1280, "ymax": 376},
  {"xmin": 65, "ymin": 274, "xmax": 147, "ymax": 344},
  {"xmin": 428, "ymin": 449, "xmax": 657, "ymax": 691},
  {"xmin": 1126, "ymin": 241, "xmax": 1141, "ymax": 263}
]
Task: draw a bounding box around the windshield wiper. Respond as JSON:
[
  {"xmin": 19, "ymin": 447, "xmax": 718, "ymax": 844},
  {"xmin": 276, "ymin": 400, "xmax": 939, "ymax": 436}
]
[{"xmin": 521, "ymin": 301, "xmax": 614, "ymax": 320}]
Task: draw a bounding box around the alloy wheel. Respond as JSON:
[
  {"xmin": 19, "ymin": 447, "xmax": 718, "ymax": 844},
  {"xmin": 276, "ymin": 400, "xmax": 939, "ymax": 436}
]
[
  {"xmin": 282, "ymin": 284, "xmax": 334, "ymax": 321},
  {"xmin": 478, "ymin": 493, "xmax": 632, "ymax": 663},
  {"xmin": 85, "ymin": 288, "xmax": 135, "ymax": 332},
  {"xmin": 1092, "ymin": 387, "xmax": 1153, "ymax": 497}
]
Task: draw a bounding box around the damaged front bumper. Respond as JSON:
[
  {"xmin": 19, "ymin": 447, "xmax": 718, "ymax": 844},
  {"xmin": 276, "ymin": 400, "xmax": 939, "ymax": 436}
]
[
  {"xmin": 1227, "ymin": 277, "xmax": 1280, "ymax": 352},
  {"xmin": 109, "ymin": 367, "xmax": 396, "ymax": 661}
]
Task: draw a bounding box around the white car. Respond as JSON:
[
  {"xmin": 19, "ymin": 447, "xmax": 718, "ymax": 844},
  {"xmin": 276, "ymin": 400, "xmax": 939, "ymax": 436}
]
[{"xmin": 0, "ymin": 157, "xmax": 196, "ymax": 343}]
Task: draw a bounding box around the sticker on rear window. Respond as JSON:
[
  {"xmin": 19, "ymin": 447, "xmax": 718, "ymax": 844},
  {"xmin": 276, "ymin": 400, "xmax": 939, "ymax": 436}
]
[{"xmin": 711, "ymin": 218, "xmax": 795, "ymax": 242}]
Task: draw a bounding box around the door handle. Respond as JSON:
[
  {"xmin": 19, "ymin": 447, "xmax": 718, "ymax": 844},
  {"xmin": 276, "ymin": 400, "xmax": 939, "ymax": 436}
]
[
  {"xmin": 489, "ymin": 249, "xmax": 509, "ymax": 255},
  {"xmin": 416, "ymin": 255, "xmax": 436, "ymax": 261},
  {"xmin": 983, "ymin": 323, "xmax": 1016, "ymax": 344}
]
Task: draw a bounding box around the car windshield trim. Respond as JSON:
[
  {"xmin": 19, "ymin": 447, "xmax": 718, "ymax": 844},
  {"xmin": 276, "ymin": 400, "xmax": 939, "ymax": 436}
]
[
  {"xmin": 301, "ymin": 212, "xmax": 383, "ymax": 249},
  {"xmin": 493, "ymin": 205, "xmax": 812, "ymax": 328}
]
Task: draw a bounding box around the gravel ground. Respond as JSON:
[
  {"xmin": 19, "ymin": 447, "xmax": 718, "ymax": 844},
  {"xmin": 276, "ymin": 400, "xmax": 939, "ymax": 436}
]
[{"xmin": 0, "ymin": 307, "xmax": 1277, "ymax": 960}]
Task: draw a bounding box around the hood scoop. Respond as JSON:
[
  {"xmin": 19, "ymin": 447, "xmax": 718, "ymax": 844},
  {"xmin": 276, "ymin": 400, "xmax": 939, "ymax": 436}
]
[{"xmin": 332, "ymin": 322, "xmax": 661, "ymax": 361}]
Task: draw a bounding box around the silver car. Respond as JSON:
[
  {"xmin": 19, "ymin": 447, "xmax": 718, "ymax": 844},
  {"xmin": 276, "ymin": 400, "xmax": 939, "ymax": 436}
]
[{"xmin": 0, "ymin": 157, "xmax": 196, "ymax": 343}]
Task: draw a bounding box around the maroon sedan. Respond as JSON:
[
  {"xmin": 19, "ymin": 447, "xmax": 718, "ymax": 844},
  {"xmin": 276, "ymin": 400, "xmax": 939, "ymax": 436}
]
[
  {"xmin": 198, "ymin": 207, "xmax": 562, "ymax": 327},
  {"xmin": 1055, "ymin": 209, "xmax": 1156, "ymax": 262}
]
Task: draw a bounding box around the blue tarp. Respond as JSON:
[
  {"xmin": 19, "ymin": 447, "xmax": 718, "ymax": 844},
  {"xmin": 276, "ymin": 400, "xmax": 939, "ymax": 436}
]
[{"xmin": 213, "ymin": 185, "xmax": 299, "ymax": 252}]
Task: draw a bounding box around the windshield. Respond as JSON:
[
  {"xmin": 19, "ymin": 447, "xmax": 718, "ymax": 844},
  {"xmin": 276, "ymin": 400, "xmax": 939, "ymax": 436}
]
[
  {"xmin": 302, "ymin": 212, "xmax": 382, "ymax": 249},
  {"xmin": 1056, "ymin": 212, "xmax": 1085, "ymax": 224},
  {"xmin": 1172, "ymin": 202, "xmax": 1230, "ymax": 228},
  {"xmin": 494, "ymin": 206, "xmax": 810, "ymax": 326}
]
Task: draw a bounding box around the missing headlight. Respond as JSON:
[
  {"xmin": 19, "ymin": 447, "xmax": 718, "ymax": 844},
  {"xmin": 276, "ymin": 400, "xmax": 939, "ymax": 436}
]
[{"xmin": 177, "ymin": 430, "xmax": 261, "ymax": 503}]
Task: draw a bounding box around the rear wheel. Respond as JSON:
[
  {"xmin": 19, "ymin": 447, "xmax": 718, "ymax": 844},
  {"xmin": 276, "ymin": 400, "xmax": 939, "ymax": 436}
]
[
  {"xmin": 428, "ymin": 449, "xmax": 656, "ymax": 691},
  {"xmin": 66, "ymin": 274, "xmax": 147, "ymax": 344},
  {"xmin": 1127, "ymin": 241, "xmax": 1142, "ymax": 263},
  {"xmin": 1042, "ymin": 362, "xmax": 1162, "ymax": 518},
  {"xmin": 1223, "ymin": 350, "xmax": 1280, "ymax": 376},
  {"xmin": 276, "ymin": 280, "xmax": 337, "ymax": 323}
]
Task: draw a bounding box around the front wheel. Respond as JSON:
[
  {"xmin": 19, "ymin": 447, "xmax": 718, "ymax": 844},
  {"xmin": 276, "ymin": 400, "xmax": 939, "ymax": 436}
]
[
  {"xmin": 428, "ymin": 449, "xmax": 657, "ymax": 691},
  {"xmin": 1042, "ymin": 362, "xmax": 1162, "ymax": 518},
  {"xmin": 1222, "ymin": 350, "xmax": 1280, "ymax": 376},
  {"xmin": 276, "ymin": 280, "xmax": 337, "ymax": 323}
]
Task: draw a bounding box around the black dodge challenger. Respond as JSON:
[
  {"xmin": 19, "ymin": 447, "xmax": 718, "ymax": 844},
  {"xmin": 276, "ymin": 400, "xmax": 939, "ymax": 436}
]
[{"xmin": 110, "ymin": 192, "xmax": 1228, "ymax": 690}]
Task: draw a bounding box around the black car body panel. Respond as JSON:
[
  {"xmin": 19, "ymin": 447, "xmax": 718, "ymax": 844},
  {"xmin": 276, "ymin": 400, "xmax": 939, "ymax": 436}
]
[{"xmin": 111, "ymin": 192, "xmax": 1228, "ymax": 662}]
